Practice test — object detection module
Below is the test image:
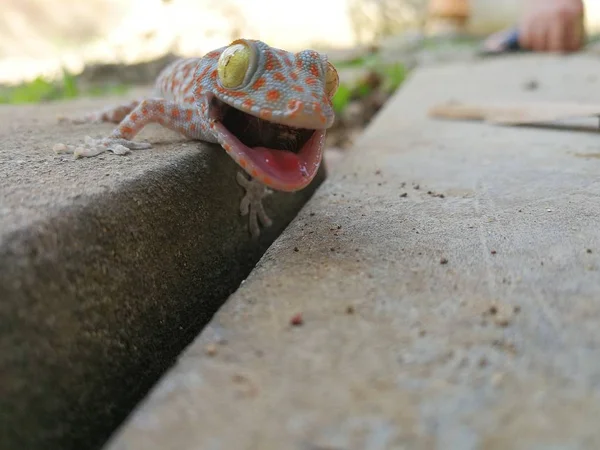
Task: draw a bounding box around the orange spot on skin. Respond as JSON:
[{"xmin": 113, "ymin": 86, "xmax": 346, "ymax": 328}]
[
  {"xmin": 185, "ymin": 96, "xmax": 195, "ymax": 104},
  {"xmin": 312, "ymin": 92, "xmax": 320, "ymax": 99},
  {"xmin": 290, "ymin": 73, "xmax": 298, "ymax": 81},
  {"xmin": 310, "ymin": 64, "xmax": 320, "ymax": 77},
  {"xmin": 171, "ymin": 108, "xmax": 180, "ymax": 119},
  {"xmin": 224, "ymin": 143, "xmax": 232, "ymax": 152},
  {"xmin": 259, "ymin": 108, "xmax": 272, "ymax": 120},
  {"xmin": 157, "ymin": 104, "xmax": 166, "ymax": 115},
  {"xmin": 273, "ymin": 72, "xmax": 286, "ymax": 82},
  {"xmin": 251, "ymin": 169, "xmax": 258, "ymax": 177},
  {"xmin": 228, "ymin": 91, "xmax": 248, "ymax": 98},
  {"xmin": 266, "ymin": 90, "xmax": 280, "ymax": 102},
  {"xmin": 120, "ymin": 125, "xmax": 134, "ymax": 136},
  {"xmin": 130, "ymin": 112, "xmax": 139, "ymax": 122},
  {"xmin": 306, "ymin": 77, "xmax": 318, "ymax": 86},
  {"xmin": 319, "ymin": 114, "xmax": 327, "ymax": 124},
  {"xmin": 252, "ymin": 77, "xmax": 266, "ymax": 90},
  {"xmin": 239, "ymin": 159, "xmax": 247, "ymax": 168},
  {"xmin": 265, "ymin": 53, "xmax": 281, "ymax": 71},
  {"xmin": 242, "ymin": 98, "xmax": 254, "ymax": 109},
  {"xmin": 263, "ymin": 176, "xmax": 272, "ymax": 185},
  {"xmin": 205, "ymin": 51, "xmax": 220, "ymax": 59},
  {"xmin": 292, "ymin": 86, "xmax": 304, "ymax": 92},
  {"xmin": 190, "ymin": 123, "xmax": 197, "ymax": 132},
  {"xmin": 196, "ymin": 85, "xmax": 203, "ymax": 94},
  {"xmin": 186, "ymin": 110, "xmax": 193, "ymax": 121},
  {"xmin": 199, "ymin": 67, "xmax": 210, "ymax": 79},
  {"xmin": 296, "ymin": 60, "xmax": 302, "ymax": 68},
  {"xmin": 210, "ymin": 70, "xmax": 218, "ymax": 79}
]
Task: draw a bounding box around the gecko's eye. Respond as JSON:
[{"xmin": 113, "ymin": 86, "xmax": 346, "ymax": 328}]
[
  {"xmin": 324, "ymin": 62, "xmax": 339, "ymax": 99},
  {"xmin": 217, "ymin": 41, "xmax": 253, "ymax": 89}
]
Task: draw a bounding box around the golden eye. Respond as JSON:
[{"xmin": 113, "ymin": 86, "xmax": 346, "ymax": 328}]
[
  {"xmin": 217, "ymin": 41, "xmax": 252, "ymax": 89},
  {"xmin": 325, "ymin": 61, "xmax": 339, "ymax": 99}
]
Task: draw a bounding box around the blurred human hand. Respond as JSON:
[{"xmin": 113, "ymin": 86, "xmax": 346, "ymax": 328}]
[{"xmin": 518, "ymin": 0, "xmax": 585, "ymax": 52}]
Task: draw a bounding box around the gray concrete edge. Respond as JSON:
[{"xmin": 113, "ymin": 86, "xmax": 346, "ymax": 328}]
[{"xmin": 0, "ymin": 144, "xmax": 325, "ymax": 450}]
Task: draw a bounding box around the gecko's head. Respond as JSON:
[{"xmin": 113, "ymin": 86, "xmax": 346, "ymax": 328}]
[{"xmin": 201, "ymin": 39, "xmax": 339, "ymax": 192}]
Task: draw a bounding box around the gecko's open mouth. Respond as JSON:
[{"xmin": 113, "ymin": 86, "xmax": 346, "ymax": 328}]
[
  {"xmin": 223, "ymin": 107, "xmax": 314, "ymax": 154},
  {"xmin": 213, "ymin": 102, "xmax": 326, "ymax": 192}
]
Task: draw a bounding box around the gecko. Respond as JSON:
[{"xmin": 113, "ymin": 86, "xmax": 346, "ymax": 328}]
[{"xmin": 53, "ymin": 39, "xmax": 339, "ymax": 238}]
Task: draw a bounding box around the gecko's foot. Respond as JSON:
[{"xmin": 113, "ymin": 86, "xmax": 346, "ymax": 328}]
[
  {"xmin": 236, "ymin": 171, "xmax": 273, "ymax": 239},
  {"xmin": 53, "ymin": 136, "xmax": 152, "ymax": 159}
]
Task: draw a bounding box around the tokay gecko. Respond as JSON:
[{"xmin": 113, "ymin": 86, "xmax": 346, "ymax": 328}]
[{"xmin": 54, "ymin": 39, "xmax": 339, "ymax": 237}]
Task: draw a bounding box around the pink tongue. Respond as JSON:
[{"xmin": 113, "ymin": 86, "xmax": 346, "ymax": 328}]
[{"xmin": 252, "ymin": 146, "xmax": 304, "ymax": 174}]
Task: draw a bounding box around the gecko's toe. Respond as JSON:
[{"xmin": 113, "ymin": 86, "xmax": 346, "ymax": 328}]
[{"xmin": 237, "ymin": 171, "xmax": 272, "ymax": 238}]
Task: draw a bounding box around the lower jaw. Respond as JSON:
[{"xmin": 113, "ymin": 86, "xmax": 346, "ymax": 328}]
[{"xmin": 214, "ymin": 122, "xmax": 326, "ymax": 192}]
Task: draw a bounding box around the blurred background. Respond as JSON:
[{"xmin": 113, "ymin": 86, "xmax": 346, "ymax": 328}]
[{"xmin": 4, "ymin": 0, "xmax": 600, "ymax": 86}]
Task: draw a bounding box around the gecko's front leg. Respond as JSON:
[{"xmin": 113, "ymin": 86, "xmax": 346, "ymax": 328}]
[
  {"xmin": 236, "ymin": 172, "xmax": 273, "ymax": 239},
  {"xmin": 54, "ymin": 98, "xmax": 210, "ymax": 158}
]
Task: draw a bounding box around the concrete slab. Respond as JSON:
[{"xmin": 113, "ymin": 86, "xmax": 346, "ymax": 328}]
[
  {"xmin": 105, "ymin": 53, "xmax": 600, "ymax": 450},
  {"xmin": 0, "ymin": 96, "xmax": 324, "ymax": 450}
]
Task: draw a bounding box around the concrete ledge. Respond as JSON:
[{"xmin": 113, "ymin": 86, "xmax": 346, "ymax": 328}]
[
  {"xmin": 106, "ymin": 55, "xmax": 600, "ymax": 449},
  {"xmin": 0, "ymin": 98, "xmax": 324, "ymax": 450}
]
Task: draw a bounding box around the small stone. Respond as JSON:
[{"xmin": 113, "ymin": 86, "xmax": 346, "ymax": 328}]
[
  {"xmin": 495, "ymin": 317, "xmax": 510, "ymax": 327},
  {"xmin": 204, "ymin": 343, "xmax": 218, "ymax": 356},
  {"xmin": 290, "ymin": 313, "xmax": 304, "ymax": 326},
  {"xmin": 440, "ymin": 257, "xmax": 449, "ymax": 265},
  {"xmin": 523, "ymin": 79, "xmax": 539, "ymax": 91}
]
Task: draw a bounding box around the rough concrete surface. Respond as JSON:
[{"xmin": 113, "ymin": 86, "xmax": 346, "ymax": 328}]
[
  {"xmin": 0, "ymin": 96, "xmax": 324, "ymax": 450},
  {"xmin": 106, "ymin": 54, "xmax": 600, "ymax": 450}
]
